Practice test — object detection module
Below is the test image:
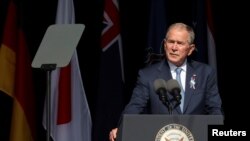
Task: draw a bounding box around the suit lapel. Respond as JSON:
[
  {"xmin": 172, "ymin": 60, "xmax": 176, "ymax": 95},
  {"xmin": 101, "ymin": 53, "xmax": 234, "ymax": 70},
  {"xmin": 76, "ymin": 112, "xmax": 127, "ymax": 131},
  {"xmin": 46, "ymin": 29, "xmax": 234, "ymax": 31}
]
[
  {"xmin": 183, "ymin": 61, "xmax": 196, "ymax": 113},
  {"xmin": 156, "ymin": 60, "xmax": 172, "ymax": 81}
]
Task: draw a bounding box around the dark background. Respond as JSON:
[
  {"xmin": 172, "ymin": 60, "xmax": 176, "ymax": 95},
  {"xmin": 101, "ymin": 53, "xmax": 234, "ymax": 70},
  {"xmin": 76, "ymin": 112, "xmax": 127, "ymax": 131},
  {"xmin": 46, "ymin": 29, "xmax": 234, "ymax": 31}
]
[{"xmin": 0, "ymin": 0, "xmax": 249, "ymax": 141}]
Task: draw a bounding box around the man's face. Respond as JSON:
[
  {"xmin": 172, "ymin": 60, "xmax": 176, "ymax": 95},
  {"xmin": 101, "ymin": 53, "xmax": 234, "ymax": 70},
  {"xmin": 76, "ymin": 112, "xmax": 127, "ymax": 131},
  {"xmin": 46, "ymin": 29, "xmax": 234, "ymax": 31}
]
[{"xmin": 164, "ymin": 28, "xmax": 195, "ymax": 66}]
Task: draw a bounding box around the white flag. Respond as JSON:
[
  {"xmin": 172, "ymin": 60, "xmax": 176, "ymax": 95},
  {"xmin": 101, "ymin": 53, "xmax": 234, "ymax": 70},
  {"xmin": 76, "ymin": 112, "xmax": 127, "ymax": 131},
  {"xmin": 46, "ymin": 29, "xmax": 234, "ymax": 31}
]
[{"xmin": 42, "ymin": 0, "xmax": 92, "ymax": 141}]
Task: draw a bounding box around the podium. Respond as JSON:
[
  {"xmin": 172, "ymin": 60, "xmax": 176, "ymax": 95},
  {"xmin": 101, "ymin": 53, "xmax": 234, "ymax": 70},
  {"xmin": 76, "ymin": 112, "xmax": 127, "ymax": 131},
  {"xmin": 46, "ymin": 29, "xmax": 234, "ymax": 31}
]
[{"xmin": 117, "ymin": 114, "xmax": 224, "ymax": 141}]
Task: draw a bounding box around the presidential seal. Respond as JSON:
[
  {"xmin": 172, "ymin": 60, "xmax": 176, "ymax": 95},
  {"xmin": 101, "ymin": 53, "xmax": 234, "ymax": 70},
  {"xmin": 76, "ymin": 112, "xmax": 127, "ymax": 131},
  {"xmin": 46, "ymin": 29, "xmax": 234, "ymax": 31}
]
[{"xmin": 155, "ymin": 123, "xmax": 194, "ymax": 141}]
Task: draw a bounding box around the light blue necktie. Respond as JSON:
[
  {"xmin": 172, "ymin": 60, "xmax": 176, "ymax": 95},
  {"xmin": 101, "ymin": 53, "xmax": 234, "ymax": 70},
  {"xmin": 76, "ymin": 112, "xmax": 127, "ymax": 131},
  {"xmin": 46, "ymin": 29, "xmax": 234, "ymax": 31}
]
[{"xmin": 175, "ymin": 67, "xmax": 184, "ymax": 112}]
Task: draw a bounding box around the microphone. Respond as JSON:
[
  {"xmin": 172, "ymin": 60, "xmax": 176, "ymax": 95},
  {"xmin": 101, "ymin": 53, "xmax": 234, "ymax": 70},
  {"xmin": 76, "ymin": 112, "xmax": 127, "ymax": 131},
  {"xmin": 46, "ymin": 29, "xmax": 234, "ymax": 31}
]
[
  {"xmin": 153, "ymin": 79, "xmax": 168, "ymax": 104},
  {"xmin": 165, "ymin": 79, "xmax": 182, "ymax": 104}
]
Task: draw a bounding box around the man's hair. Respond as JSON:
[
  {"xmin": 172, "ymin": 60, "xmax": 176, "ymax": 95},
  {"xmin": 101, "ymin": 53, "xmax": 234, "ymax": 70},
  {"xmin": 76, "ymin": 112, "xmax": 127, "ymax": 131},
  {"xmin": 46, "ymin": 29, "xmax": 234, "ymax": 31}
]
[{"xmin": 166, "ymin": 23, "xmax": 195, "ymax": 44}]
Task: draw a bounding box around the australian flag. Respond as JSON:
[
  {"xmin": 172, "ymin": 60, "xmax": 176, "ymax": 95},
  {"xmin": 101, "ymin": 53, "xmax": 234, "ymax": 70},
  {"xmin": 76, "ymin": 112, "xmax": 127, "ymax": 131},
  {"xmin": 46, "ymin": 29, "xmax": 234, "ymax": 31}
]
[{"xmin": 93, "ymin": 0, "xmax": 125, "ymax": 141}]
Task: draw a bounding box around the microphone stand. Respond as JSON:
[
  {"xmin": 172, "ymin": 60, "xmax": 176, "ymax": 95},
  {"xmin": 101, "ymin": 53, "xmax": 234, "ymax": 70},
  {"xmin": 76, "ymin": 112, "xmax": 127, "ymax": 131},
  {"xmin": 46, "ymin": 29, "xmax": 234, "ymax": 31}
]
[
  {"xmin": 160, "ymin": 92, "xmax": 173, "ymax": 115},
  {"xmin": 166, "ymin": 93, "xmax": 173, "ymax": 115},
  {"xmin": 157, "ymin": 88, "xmax": 173, "ymax": 114}
]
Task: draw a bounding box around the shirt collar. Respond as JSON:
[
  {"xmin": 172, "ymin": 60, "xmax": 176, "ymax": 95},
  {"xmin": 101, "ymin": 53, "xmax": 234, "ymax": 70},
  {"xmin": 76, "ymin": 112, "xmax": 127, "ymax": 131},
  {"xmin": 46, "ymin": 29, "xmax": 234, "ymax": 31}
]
[{"xmin": 168, "ymin": 60, "xmax": 187, "ymax": 73}]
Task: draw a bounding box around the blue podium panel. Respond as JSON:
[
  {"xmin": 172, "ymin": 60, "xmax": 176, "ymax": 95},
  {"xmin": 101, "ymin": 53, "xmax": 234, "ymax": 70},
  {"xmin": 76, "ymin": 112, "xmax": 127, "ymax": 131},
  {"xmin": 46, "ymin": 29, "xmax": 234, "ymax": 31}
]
[{"xmin": 117, "ymin": 114, "xmax": 224, "ymax": 141}]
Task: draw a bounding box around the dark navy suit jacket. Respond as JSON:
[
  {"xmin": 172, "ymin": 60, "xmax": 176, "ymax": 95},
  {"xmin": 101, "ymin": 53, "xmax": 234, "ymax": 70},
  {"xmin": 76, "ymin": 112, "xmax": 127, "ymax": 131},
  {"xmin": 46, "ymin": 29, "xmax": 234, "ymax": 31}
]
[{"xmin": 123, "ymin": 59, "xmax": 223, "ymax": 115}]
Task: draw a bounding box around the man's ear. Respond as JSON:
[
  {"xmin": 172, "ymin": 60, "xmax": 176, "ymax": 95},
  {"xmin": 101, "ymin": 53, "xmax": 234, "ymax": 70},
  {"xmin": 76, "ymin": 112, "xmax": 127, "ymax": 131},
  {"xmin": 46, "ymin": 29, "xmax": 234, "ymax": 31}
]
[{"xmin": 188, "ymin": 44, "xmax": 195, "ymax": 56}]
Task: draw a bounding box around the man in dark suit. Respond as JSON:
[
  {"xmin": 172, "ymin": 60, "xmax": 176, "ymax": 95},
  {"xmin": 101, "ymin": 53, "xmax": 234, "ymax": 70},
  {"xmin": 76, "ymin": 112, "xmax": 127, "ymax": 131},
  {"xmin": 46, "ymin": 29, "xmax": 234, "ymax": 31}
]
[{"xmin": 109, "ymin": 22, "xmax": 223, "ymax": 141}]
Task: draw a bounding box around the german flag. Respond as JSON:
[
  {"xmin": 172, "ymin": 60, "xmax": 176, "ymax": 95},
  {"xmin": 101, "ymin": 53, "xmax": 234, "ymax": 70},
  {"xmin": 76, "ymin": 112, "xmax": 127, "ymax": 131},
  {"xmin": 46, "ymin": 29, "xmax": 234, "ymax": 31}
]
[{"xmin": 0, "ymin": 0, "xmax": 36, "ymax": 141}]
